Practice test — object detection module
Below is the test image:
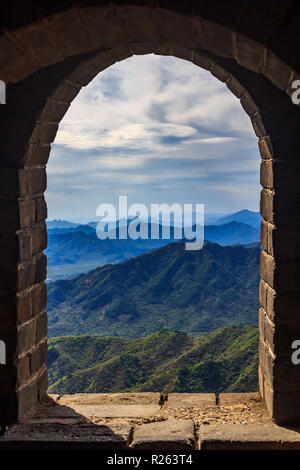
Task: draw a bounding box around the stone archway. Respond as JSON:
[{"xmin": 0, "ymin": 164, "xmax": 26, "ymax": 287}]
[{"xmin": 0, "ymin": 2, "xmax": 300, "ymax": 425}]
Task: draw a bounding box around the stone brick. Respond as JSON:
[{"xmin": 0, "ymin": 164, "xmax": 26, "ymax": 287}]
[
  {"xmin": 259, "ymin": 339, "xmax": 275, "ymax": 385},
  {"xmin": 31, "ymin": 224, "xmax": 47, "ymax": 255},
  {"xmin": 218, "ymin": 393, "xmax": 260, "ymax": 406},
  {"xmin": 258, "ymin": 365, "xmax": 264, "ymax": 400},
  {"xmin": 35, "ymin": 253, "xmax": 47, "ymax": 284},
  {"xmin": 18, "ymin": 232, "xmax": 33, "ymax": 263},
  {"xmin": 201, "ymin": 20, "xmax": 234, "ymax": 58},
  {"xmin": 235, "ymin": 34, "xmax": 266, "ymax": 74},
  {"xmin": 51, "ymin": 80, "xmax": 81, "ymax": 102},
  {"xmin": 17, "ymin": 380, "xmax": 38, "ymax": 420},
  {"xmin": 0, "ymin": 169, "xmax": 47, "ymax": 198},
  {"xmin": 67, "ymin": 62, "xmax": 99, "ymax": 88},
  {"xmin": 270, "ymin": 289, "xmax": 300, "ymax": 322},
  {"xmin": 260, "ymin": 250, "xmax": 275, "ymax": 287},
  {"xmin": 260, "ymin": 252, "xmax": 300, "ymax": 289},
  {"xmin": 192, "ymin": 53, "xmax": 213, "ymax": 71},
  {"xmin": 45, "ymin": 8, "xmax": 100, "ymax": 56},
  {"xmin": 16, "ymin": 290, "xmax": 32, "ymax": 324},
  {"xmin": 30, "ymin": 340, "xmax": 47, "ymax": 375},
  {"xmin": 251, "ymin": 113, "xmax": 267, "ymax": 138},
  {"xmin": 259, "ymin": 308, "xmax": 275, "ymax": 354},
  {"xmin": 30, "ymin": 168, "xmax": 47, "ymax": 195},
  {"xmin": 210, "ymin": 64, "xmax": 230, "ymax": 83},
  {"xmin": 34, "ymin": 196, "xmax": 47, "ymax": 222},
  {"xmin": 268, "ymin": 225, "xmax": 300, "ymax": 260},
  {"xmin": 131, "ymin": 418, "xmax": 196, "ymax": 450},
  {"xmin": 258, "ymin": 137, "xmax": 274, "ymax": 160},
  {"xmin": 18, "ymin": 261, "xmax": 36, "ymax": 291},
  {"xmin": 36, "ymin": 311, "xmax": 47, "ymax": 343},
  {"xmin": 199, "ymin": 423, "xmax": 300, "ymax": 450},
  {"xmin": 264, "ymin": 380, "xmax": 300, "ymax": 425},
  {"xmin": 260, "ymin": 189, "xmax": 274, "ymax": 223},
  {"xmin": 29, "ymin": 122, "xmax": 58, "ymax": 145},
  {"xmin": 59, "ymin": 392, "xmax": 161, "ymax": 406},
  {"xmin": 226, "ymin": 75, "xmax": 246, "ymax": 99},
  {"xmin": 265, "ymin": 50, "xmax": 293, "ymax": 93},
  {"xmin": 241, "ymin": 92, "xmax": 260, "ymax": 118},
  {"xmin": 17, "ymin": 318, "xmax": 36, "ymax": 354},
  {"xmin": 31, "ymin": 282, "xmax": 47, "ymax": 318},
  {"xmin": 0, "ymin": 421, "xmax": 132, "ymax": 449},
  {"xmin": 39, "ymin": 99, "xmax": 70, "ymax": 123},
  {"xmin": 165, "ymin": 393, "xmax": 216, "ymax": 408},
  {"xmin": 16, "ymin": 354, "xmax": 31, "ymax": 386},
  {"xmin": 259, "ymin": 279, "xmax": 267, "ymax": 312},
  {"xmin": 25, "ymin": 144, "xmax": 51, "ymax": 168},
  {"xmin": 260, "ymin": 219, "xmax": 269, "ymax": 253},
  {"xmin": 261, "ymin": 160, "xmax": 300, "ymax": 190},
  {"xmin": 37, "ymin": 368, "xmax": 48, "ymax": 400}
]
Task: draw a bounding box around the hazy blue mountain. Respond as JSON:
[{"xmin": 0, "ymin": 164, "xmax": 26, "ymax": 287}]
[
  {"xmin": 213, "ymin": 210, "xmax": 261, "ymax": 228},
  {"xmin": 46, "ymin": 219, "xmax": 260, "ymax": 281},
  {"xmin": 47, "ymin": 241, "xmax": 260, "ymax": 338},
  {"xmin": 204, "ymin": 221, "xmax": 259, "ymax": 245},
  {"xmin": 47, "ymin": 219, "xmax": 79, "ymax": 229}
]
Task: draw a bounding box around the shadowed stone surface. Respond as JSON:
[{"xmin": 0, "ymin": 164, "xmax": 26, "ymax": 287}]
[
  {"xmin": 199, "ymin": 424, "xmax": 300, "ymax": 450},
  {"xmin": 131, "ymin": 418, "xmax": 196, "ymax": 450},
  {"xmin": 1, "ymin": 0, "xmax": 300, "ymax": 427},
  {"xmin": 0, "ymin": 422, "xmax": 133, "ymax": 450}
]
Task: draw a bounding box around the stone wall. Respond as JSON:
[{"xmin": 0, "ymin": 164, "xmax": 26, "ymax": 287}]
[{"xmin": 0, "ymin": 0, "xmax": 300, "ymax": 425}]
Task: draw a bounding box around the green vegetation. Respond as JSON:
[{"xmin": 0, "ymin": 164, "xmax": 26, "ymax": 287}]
[
  {"xmin": 48, "ymin": 326, "xmax": 259, "ymax": 394},
  {"xmin": 47, "ymin": 241, "xmax": 260, "ymax": 338}
]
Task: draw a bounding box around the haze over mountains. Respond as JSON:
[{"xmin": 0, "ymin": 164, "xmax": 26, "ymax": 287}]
[
  {"xmin": 47, "ymin": 241, "xmax": 260, "ymax": 338},
  {"xmin": 45, "ymin": 208, "xmax": 261, "ymax": 394},
  {"xmin": 46, "ymin": 209, "xmax": 261, "ymax": 281},
  {"xmin": 213, "ymin": 209, "xmax": 261, "ymax": 228}
]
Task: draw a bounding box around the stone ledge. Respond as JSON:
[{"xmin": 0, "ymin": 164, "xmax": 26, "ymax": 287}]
[
  {"xmin": 131, "ymin": 418, "xmax": 196, "ymax": 450},
  {"xmin": 58, "ymin": 392, "xmax": 161, "ymax": 406},
  {"xmin": 218, "ymin": 393, "xmax": 260, "ymax": 406},
  {"xmin": 0, "ymin": 422, "xmax": 132, "ymax": 450},
  {"xmin": 199, "ymin": 424, "xmax": 300, "ymax": 450},
  {"xmin": 165, "ymin": 393, "xmax": 216, "ymax": 409}
]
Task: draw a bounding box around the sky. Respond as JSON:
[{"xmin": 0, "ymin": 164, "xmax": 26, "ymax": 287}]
[{"xmin": 46, "ymin": 54, "xmax": 260, "ymax": 222}]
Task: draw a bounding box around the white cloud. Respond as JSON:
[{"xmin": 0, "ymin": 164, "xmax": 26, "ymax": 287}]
[{"xmin": 47, "ymin": 54, "xmax": 260, "ymax": 218}]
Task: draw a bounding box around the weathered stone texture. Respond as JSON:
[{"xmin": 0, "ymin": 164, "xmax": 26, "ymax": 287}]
[{"xmin": 0, "ymin": 0, "xmax": 300, "ymax": 427}]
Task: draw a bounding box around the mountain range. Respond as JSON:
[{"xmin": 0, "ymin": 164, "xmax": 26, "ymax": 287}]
[
  {"xmin": 213, "ymin": 209, "xmax": 261, "ymax": 228},
  {"xmin": 46, "ymin": 219, "xmax": 260, "ymax": 281},
  {"xmin": 47, "ymin": 240, "xmax": 260, "ymax": 338},
  {"xmin": 47, "ymin": 326, "xmax": 259, "ymax": 394}
]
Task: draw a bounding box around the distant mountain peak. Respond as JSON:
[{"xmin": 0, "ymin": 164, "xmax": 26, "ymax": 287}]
[{"xmin": 213, "ymin": 209, "xmax": 261, "ymax": 228}]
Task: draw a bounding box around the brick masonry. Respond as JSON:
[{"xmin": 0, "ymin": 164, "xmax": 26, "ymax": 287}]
[{"xmin": 0, "ymin": 1, "xmax": 300, "ymax": 426}]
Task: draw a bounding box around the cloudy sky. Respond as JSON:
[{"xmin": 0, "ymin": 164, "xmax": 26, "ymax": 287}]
[{"xmin": 46, "ymin": 54, "xmax": 260, "ymax": 222}]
